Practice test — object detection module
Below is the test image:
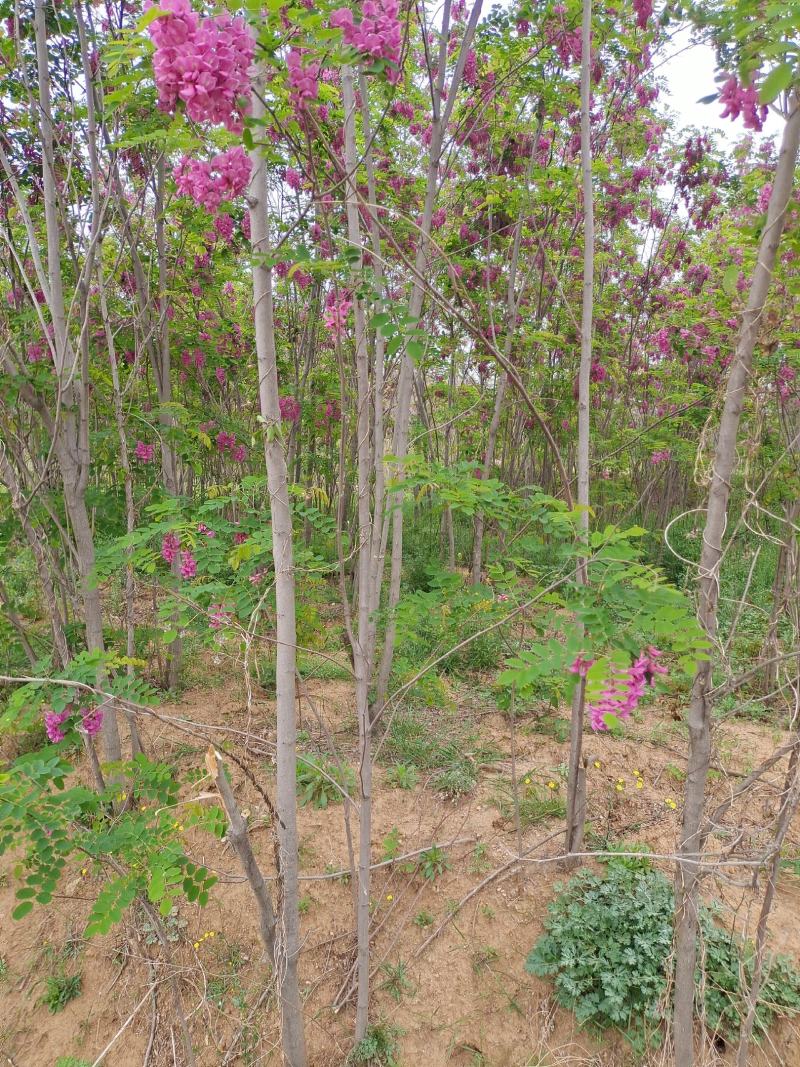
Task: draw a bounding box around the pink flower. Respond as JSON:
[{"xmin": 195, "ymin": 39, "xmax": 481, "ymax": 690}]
[
  {"xmin": 214, "ymin": 213, "xmax": 235, "ymax": 242},
  {"xmin": 161, "ymin": 532, "xmax": 180, "ymax": 564},
  {"xmin": 284, "ymin": 167, "xmax": 303, "ymax": 191},
  {"xmin": 233, "ymin": 531, "xmax": 248, "ymax": 545},
  {"xmin": 215, "ymin": 366, "xmax": 227, "ymax": 386},
  {"xmin": 198, "ymin": 522, "xmax": 215, "ymax": 538},
  {"xmin": 147, "ymin": 0, "xmax": 254, "ymax": 132},
  {"xmin": 231, "ymin": 444, "xmax": 247, "ymax": 462},
  {"xmin": 719, "ymin": 75, "xmax": 768, "ymax": 132},
  {"xmin": 173, "ymin": 146, "xmax": 252, "ymax": 213},
  {"xmin": 209, "ymin": 602, "xmax": 232, "ymax": 630},
  {"xmin": 331, "ymin": 0, "xmax": 403, "ymax": 82},
  {"xmin": 323, "ymin": 291, "xmax": 352, "ymax": 337},
  {"xmin": 44, "ymin": 707, "xmax": 71, "ymax": 743},
  {"xmin": 216, "ymin": 430, "xmax": 236, "ymax": 451},
  {"xmin": 287, "ymin": 47, "xmax": 320, "ymax": 110},
  {"xmin": 179, "ymin": 549, "xmax": 197, "ymax": 579},
  {"xmin": 632, "ymin": 0, "xmax": 652, "ymax": 29},
  {"xmin": 587, "ymin": 648, "xmax": 667, "ymax": 731},
  {"xmin": 81, "ymin": 706, "xmax": 104, "ymax": 737},
  {"xmin": 134, "ymin": 440, "xmax": 156, "ymax": 462},
  {"xmin": 27, "ymin": 341, "xmax": 45, "ymax": 363},
  {"xmin": 279, "ymin": 395, "xmax": 301, "ymax": 423}
]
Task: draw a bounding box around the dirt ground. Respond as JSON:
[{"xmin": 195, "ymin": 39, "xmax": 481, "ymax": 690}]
[{"xmin": 2, "ymin": 668, "xmax": 799, "ymax": 1067}]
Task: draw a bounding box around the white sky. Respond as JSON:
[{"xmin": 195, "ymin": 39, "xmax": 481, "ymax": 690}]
[{"xmin": 658, "ymin": 26, "xmax": 783, "ymax": 147}]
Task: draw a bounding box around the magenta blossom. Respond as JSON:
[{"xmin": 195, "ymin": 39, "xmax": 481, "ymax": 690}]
[
  {"xmin": 44, "ymin": 707, "xmax": 71, "ymax": 743},
  {"xmin": 173, "ymin": 146, "xmax": 251, "ymax": 213},
  {"xmin": 330, "ymin": 0, "xmax": 403, "ymax": 82},
  {"xmin": 161, "ymin": 532, "xmax": 180, "ymax": 564},
  {"xmin": 81, "ymin": 706, "xmax": 105, "ymax": 737},
  {"xmin": 134, "ymin": 440, "xmax": 156, "ymax": 462},
  {"xmin": 179, "ymin": 550, "xmax": 197, "ymax": 579},
  {"xmin": 587, "ymin": 648, "xmax": 667, "ymax": 731},
  {"xmin": 147, "ymin": 0, "xmax": 254, "ymax": 132}
]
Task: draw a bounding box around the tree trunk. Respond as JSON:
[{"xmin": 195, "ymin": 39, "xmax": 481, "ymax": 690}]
[
  {"xmin": 673, "ymin": 97, "xmax": 800, "ymax": 1067},
  {"xmin": 248, "ymin": 84, "xmax": 308, "ymax": 1067},
  {"xmin": 565, "ymin": 0, "xmax": 594, "ymax": 859}
]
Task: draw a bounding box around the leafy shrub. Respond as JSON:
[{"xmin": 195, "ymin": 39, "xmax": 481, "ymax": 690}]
[
  {"xmin": 386, "ymin": 763, "xmax": 418, "ymax": 790},
  {"xmin": 526, "ymin": 865, "xmax": 800, "ymax": 1053},
  {"xmin": 296, "ymin": 754, "xmax": 356, "ymax": 809},
  {"xmin": 42, "ymin": 972, "xmax": 82, "ymax": 1013},
  {"xmin": 418, "ymin": 846, "xmax": 450, "ymax": 881},
  {"xmin": 348, "ymin": 1022, "xmax": 403, "ymax": 1066}
]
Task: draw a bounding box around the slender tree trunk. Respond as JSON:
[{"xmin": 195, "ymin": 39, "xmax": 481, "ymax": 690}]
[
  {"xmin": 565, "ymin": 0, "xmax": 593, "ymax": 859},
  {"xmin": 374, "ymin": 0, "xmax": 484, "ymax": 710},
  {"xmin": 762, "ymin": 498, "xmax": 799, "ymax": 695},
  {"xmin": 0, "ymin": 576, "xmax": 37, "ymax": 666},
  {"xmin": 0, "ymin": 450, "xmax": 71, "ymax": 669},
  {"xmin": 673, "ymin": 98, "xmax": 800, "ymax": 1067},
  {"xmin": 34, "ymin": 0, "xmax": 120, "ymax": 761},
  {"xmin": 737, "ymin": 744, "xmax": 800, "ymax": 1066},
  {"xmin": 248, "ymin": 84, "xmax": 307, "ymax": 1067}
]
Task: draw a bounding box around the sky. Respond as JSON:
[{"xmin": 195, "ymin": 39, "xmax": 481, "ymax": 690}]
[{"xmin": 657, "ymin": 26, "xmax": 783, "ymax": 147}]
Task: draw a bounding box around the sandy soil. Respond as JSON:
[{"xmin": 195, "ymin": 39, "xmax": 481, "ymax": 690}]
[{"xmin": 2, "ymin": 668, "xmax": 799, "ymax": 1066}]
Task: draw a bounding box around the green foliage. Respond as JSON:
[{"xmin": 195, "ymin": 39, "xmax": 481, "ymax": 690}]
[
  {"xmin": 431, "ymin": 761, "xmax": 478, "ymax": 797},
  {"xmin": 54, "ymin": 1059, "xmax": 92, "ymax": 1067},
  {"xmin": 495, "ymin": 776, "xmax": 566, "ymax": 828},
  {"xmin": 527, "ymin": 865, "xmax": 800, "ymax": 1052},
  {"xmin": 41, "ymin": 972, "xmax": 82, "ymax": 1013},
  {"xmin": 379, "ymin": 960, "xmax": 415, "ymax": 1002},
  {"xmin": 418, "ymin": 846, "xmax": 450, "ymax": 882},
  {"xmin": 381, "ymin": 826, "xmax": 402, "ymax": 862},
  {"xmin": 0, "ymin": 750, "xmax": 222, "ymax": 936},
  {"xmin": 348, "ymin": 1022, "xmax": 403, "ymax": 1066},
  {"xmin": 412, "ymin": 910, "xmax": 434, "ymax": 928},
  {"xmin": 385, "ymin": 763, "xmax": 418, "ymax": 790},
  {"xmin": 296, "ymin": 753, "xmax": 356, "ymax": 809}
]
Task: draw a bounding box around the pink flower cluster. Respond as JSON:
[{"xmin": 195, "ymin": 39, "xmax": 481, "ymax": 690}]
[
  {"xmin": 209, "ymin": 602, "xmax": 233, "ymax": 630},
  {"xmin": 161, "ymin": 532, "xmax": 180, "ymax": 564},
  {"xmin": 44, "ymin": 706, "xmax": 71, "ymax": 743},
  {"xmin": 632, "ymin": 0, "xmax": 653, "ymax": 29},
  {"xmin": 216, "ymin": 429, "xmax": 247, "ymax": 462},
  {"xmin": 146, "ymin": 0, "xmax": 254, "ymax": 132},
  {"xmin": 719, "ymin": 75, "xmax": 767, "ymax": 132},
  {"xmin": 650, "ymin": 449, "xmax": 671, "ymax": 464},
  {"xmin": 134, "ymin": 440, "xmax": 156, "ymax": 462},
  {"xmin": 287, "ymin": 48, "xmax": 320, "ymax": 110},
  {"xmin": 173, "ymin": 146, "xmax": 251, "ymax": 213},
  {"xmin": 323, "ymin": 291, "xmax": 352, "ymax": 337},
  {"xmin": 330, "ymin": 0, "xmax": 402, "ymax": 82},
  {"xmin": 44, "ymin": 704, "xmax": 104, "ymax": 743},
  {"xmin": 179, "ymin": 549, "xmax": 197, "ymax": 579},
  {"xmin": 576, "ymin": 648, "xmax": 667, "ymax": 732},
  {"xmin": 81, "ymin": 706, "xmax": 105, "ymax": 738},
  {"xmin": 279, "ymin": 395, "xmax": 301, "ymax": 423}
]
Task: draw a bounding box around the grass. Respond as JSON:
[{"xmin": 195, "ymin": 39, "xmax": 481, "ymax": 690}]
[
  {"xmin": 41, "ymin": 973, "xmax": 82, "ymax": 1013},
  {"xmin": 379, "ymin": 960, "xmax": 415, "ymax": 1002},
  {"xmin": 348, "ymin": 1022, "xmax": 403, "ymax": 1066},
  {"xmin": 494, "ymin": 775, "xmax": 566, "ymax": 828}
]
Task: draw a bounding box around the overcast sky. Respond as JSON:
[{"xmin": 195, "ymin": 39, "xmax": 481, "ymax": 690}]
[{"xmin": 658, "ymin": 25, "xmax": 783, "ymax": 147}]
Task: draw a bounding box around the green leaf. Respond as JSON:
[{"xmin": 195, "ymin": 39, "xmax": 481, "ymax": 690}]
[
  {"xmin": 12, "ymin": 901, "xmax": 34, "ymax": 920},
  {"xmin": 722, "ymin": 264, "xmax": 739, "ymax": 298},
  {"xmin": 148, "ymin": 869, "xmax": 166, "ymax": 903},
  {"xmin": 759, "ymin": 63, "xmax": 795, "ymax": 104}
]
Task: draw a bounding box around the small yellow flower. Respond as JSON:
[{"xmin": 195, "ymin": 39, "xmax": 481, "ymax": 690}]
[
  {"xmin": 524, "ymin": 777, "xmax": 531, "ymax": 785},
  {"xmin": 634, "ymin": 769, "xmax": 641, "ymax": 777},
  {"xmin": 635, "ymin": 780, "xmax": 644, "ymax": 790},
  {"xmin": 193, "ymin": 941, "xmax": 200, "ymax": 950},
  {"xmin": 593, "ymin": 760, "xmax": 602, "ymax": 769},
  {"xmin": 665, "ymin": 797, "xmax": 677, "ymax": 810},
  {"xmin": 615, "ymin": 779, "xmax": 625, "ymax": 792},
  {"xmin": 80, "ymin": 867, "xmax": 88, "ymax": 876},
  {"xmin": 547, "ymin": 781, "xmax": 557, "ymax": 790},
  {"xmin": 386, "ymin": 894, "xmax": 393, "ymax": 902}
]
